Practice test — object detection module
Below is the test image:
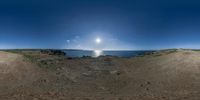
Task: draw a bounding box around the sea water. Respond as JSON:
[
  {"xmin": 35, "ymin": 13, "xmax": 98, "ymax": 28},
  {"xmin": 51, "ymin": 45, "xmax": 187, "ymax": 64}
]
[{"xmin": 63, "ymin": 50, "xmax": 155, "ymax": 57}]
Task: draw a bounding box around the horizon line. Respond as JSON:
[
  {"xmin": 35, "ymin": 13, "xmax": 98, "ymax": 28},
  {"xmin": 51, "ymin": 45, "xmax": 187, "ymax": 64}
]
[{"xmin": 0, "ymin": 48, "xmax": 199, "ymax": 51}]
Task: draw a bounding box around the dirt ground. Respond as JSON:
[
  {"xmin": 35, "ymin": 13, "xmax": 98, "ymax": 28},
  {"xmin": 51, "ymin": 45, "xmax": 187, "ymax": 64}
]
[{"xmin": 0, "ymin": 50, "xmax": 199, "ymax": 100}]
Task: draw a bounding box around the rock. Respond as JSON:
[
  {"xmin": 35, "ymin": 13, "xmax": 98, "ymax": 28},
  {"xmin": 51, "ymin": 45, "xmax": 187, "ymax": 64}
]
[
  {"xmin": 104, "ymin": 57, "xmax": 112, "ymax": 62},
  {"xmin": 110, "ymin": 70, "xmax": 118, "ymax": 74},
  {"xmin": 147, "ymin": 81, "xmax": 151, "ymax": 85},
  {"xmin": 110, "ymin": 70, "xmax": 121, "ymax": 76},
  {"xmin": 40, "ymin": 50, "xmax": 66, "ymax": 56}
]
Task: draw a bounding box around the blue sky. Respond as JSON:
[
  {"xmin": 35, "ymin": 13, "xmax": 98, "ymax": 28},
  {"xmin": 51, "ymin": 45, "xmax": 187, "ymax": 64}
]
[{"xmin": 1, "ymin": 0, "xmax": 200, "ymax": 50}]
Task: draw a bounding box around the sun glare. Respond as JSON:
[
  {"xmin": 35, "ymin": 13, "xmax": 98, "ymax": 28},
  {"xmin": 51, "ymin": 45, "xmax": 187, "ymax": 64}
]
[
  {"xmin": 95, "ymin": 38, "xmax": 101, "ymax": 44},
  {"xmin": 94, "ymin": 50, "xmax": 102, "ymax": 57}
]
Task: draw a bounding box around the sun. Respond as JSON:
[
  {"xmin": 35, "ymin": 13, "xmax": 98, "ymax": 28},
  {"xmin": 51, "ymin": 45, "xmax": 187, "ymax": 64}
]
[{"xmin": 95, "ymin": 38, "xmax": 101, "ymax": 44}]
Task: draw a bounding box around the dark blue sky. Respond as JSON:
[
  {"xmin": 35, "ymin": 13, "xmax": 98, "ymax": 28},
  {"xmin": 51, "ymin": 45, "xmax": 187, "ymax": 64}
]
[{"xmin": 1, "ymin": 0, "xmax": 200, "ymax": 50}]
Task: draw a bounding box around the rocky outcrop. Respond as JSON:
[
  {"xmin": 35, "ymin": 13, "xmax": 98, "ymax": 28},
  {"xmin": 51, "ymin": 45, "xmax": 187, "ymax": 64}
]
[{"xmin": 40, "ymin": 50, "xmax": 66, "ymax": 56}]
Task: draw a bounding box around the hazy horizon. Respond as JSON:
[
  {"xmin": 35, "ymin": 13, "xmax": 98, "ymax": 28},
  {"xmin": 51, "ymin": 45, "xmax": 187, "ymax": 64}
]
[{"xmin": 1, "ymin": 48, "xmax": 200, "ymax": 51}]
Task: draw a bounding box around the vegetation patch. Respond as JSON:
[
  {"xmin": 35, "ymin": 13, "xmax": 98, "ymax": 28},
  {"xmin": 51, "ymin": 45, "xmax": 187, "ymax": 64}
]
[{"xmin": 5, "ymin": 50, "xmax": 63, "ymax": 70}]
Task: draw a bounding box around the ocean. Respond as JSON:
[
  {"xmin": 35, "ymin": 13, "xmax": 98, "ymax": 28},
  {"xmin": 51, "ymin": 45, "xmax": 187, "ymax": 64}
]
[{"xmin": 63, "ymin": 50, "xmax": 155, "ymax": 58}]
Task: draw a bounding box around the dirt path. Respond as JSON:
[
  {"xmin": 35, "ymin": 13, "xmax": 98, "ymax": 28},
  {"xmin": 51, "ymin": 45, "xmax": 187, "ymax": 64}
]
[{"xmin": 0, "ymin": 51, "xmax": 40, "ymax": 94}]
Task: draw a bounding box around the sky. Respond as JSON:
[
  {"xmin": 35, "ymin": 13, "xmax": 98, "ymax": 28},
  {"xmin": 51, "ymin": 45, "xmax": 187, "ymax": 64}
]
[{"xmin": 1, "ymin": 0, "xmax": 200, "ymax": 50}]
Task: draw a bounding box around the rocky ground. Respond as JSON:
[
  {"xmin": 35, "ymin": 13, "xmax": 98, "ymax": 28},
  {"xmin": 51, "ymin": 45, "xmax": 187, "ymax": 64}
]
[{"xmin": 0, "ymin": 50, "xmax": 199, "ymax": 100}]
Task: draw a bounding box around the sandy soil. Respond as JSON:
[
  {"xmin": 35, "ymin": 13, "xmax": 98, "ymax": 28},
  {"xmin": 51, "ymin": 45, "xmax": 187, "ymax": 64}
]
[{"xmin": 0, "ymin": 50, "xmax": 199, "ymax": 100}]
